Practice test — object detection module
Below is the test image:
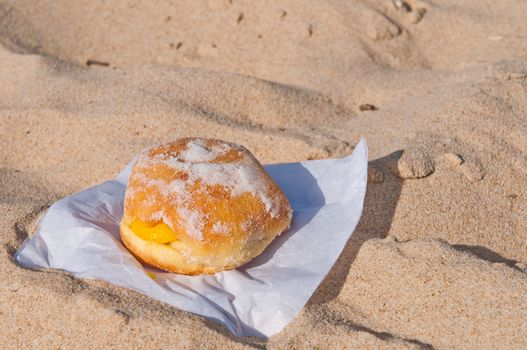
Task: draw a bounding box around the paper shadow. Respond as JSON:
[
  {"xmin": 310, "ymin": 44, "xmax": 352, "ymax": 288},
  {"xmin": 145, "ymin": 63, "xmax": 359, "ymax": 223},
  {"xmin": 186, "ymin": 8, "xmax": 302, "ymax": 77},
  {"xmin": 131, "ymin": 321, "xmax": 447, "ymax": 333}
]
[
  {"xmin": 309, "ymin": 151, "xmax": 403, "ymax": 304},
  {"xmin": 238, "ymin": 162, "xmax": 326, "ymax": 271}
]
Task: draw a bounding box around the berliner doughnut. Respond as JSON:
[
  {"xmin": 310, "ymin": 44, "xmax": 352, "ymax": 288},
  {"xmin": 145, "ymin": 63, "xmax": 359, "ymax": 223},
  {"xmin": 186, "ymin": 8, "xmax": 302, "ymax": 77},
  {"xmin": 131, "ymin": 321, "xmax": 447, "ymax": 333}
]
[{"xmin": 120, "ymin": 138, "xmax": 292, "ymax": 275}]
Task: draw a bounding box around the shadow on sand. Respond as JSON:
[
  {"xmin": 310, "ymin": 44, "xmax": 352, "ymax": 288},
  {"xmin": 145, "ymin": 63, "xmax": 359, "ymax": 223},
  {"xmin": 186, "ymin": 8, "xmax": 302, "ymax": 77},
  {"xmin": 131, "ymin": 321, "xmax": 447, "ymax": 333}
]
[{"xmin": 309, "ymin": 151, "xmax": 403, "ymax": 305}]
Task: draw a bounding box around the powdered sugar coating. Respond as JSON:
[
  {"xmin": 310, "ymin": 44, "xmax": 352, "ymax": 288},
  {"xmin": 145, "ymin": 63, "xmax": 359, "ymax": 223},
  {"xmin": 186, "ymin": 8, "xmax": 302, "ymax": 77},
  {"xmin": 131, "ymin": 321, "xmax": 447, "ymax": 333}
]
[
  {"xmin": 177, "ymin": 207, "xmax": 205, "ymax": 241},
  {"xmin": 212, "ymin": 222, "xmax": 230, "ymax": 235},
  {"xmin": 125, "ymin": 138, "xmax": 280, "ymax": 242},
  {"xmin": 179, "ymin": 138, "xmax": 227, "ymax": 163},
  {"xmin": 161, "ymin": 157, "xmax": 278, "ymax": 218}
]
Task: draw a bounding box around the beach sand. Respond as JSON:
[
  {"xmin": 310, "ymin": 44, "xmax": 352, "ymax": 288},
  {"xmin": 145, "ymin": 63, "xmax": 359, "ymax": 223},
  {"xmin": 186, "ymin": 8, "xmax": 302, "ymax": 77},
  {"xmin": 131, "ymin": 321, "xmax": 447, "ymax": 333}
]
[{"xmin": 1, "ymin": 0, "xmax": 526, "ymax": 348}]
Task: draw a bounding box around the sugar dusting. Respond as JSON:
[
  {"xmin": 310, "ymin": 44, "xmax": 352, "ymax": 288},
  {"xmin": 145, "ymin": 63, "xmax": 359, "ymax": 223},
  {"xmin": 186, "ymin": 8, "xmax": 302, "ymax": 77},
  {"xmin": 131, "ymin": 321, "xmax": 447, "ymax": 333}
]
[
  {"xmin": 179, "ymin": 138, "xmax": 224, "ymax": 162},
  {"xmin": 177, "ymin": 207, "xmax": 205, "ymax": 240},
  {"xmin": 150, "ymin": 210, "xmax": 175, "ymax": 229},
  {"xmin": 212, "ymin": 222, "xmax": 230, "ymax": 235},
  {"xmin": 129, "ymin": 139, "xmax": 279, "ymax": 241},
  {"xmin": 162, "ymin": 154, "xmax": 280, "ymax": 218}
]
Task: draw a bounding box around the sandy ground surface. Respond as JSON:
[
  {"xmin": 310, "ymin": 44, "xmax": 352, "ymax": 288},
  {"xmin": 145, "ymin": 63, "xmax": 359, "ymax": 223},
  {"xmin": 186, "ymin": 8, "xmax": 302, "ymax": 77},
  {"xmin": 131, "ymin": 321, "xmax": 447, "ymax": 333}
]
[{"xmin": 1, "ymin": 0, "xmax": 526, "ymax": 348}]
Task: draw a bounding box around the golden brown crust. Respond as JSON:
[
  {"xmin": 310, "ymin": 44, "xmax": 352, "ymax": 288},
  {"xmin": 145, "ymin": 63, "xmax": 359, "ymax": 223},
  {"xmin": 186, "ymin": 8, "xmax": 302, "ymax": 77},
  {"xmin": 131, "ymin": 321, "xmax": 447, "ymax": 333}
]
[{"xmin": 120, "ymin": 137, "xmax": 292, "ymax": 275}]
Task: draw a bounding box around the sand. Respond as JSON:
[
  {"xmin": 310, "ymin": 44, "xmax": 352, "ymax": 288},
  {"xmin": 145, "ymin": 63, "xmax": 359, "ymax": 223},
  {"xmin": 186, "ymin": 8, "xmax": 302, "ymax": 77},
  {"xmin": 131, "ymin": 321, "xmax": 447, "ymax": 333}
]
[{"xmin": 1, "ymin": 0, "xmax": 526, "ymax": 348}]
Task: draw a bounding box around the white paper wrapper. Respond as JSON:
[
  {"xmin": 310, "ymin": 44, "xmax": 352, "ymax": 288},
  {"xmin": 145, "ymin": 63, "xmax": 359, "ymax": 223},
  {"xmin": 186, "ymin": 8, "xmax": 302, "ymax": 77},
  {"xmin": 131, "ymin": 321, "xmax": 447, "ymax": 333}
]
[{"xmin": 15, "ymin": 139, "xmax": 368, "ymax": 338}]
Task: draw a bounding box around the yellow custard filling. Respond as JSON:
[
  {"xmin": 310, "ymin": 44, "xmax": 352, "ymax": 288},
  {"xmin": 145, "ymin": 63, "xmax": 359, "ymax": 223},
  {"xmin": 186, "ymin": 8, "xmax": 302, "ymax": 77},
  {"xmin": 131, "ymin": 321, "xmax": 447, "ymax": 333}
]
[{"xmin": 130, "ymin": 219, "xmax": 178, "ymax": 244}]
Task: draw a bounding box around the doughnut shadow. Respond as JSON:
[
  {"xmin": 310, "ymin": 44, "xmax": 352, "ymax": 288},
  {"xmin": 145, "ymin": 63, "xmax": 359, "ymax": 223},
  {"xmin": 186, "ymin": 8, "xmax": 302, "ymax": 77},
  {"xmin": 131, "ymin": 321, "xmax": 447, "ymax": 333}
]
[{"xmin": 240, "ymin": 163, "xmax": 324, "ymax": 269}]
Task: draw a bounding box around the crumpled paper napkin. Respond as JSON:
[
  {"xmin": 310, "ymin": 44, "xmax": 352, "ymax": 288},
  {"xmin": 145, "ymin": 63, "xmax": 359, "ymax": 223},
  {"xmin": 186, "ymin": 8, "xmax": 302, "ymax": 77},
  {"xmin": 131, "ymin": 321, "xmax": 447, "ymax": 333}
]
[{"xmin": 15, "ymin": 139, "xmax": 368, "ymax": 338}]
